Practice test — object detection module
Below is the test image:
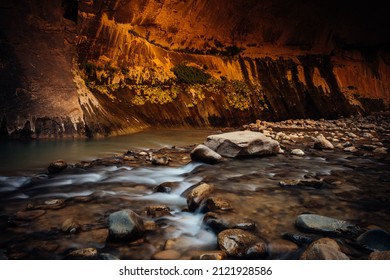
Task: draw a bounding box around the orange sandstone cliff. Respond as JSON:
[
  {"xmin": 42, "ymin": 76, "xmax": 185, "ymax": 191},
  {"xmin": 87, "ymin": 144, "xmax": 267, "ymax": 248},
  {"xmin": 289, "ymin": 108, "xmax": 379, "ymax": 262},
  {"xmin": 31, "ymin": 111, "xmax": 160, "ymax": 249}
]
[{"xmin": 1, "ymin": 0, "xmax": 389, "ymax": 138}]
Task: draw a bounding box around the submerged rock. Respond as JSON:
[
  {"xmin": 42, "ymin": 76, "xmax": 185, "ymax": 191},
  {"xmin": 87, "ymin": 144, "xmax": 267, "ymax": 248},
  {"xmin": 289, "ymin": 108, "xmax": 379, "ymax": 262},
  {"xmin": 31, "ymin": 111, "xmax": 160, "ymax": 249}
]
[
  {"xmin": 154, "ymin": 181, "xmax": 179, "ymax": 193},
  {"xmin": 14, "ymin": 210, "xmax": 46, "ymax": 221},
  {"xmin": 144, "ymin": 205, "xmax": 171, "ymax": 218},
  {"xmin": 163, "ymin": 236, "xmax": 208, "ymax": 251},
  {"xmin": 300, "ymin": 238, "xmax": 349, "ymax": 260},
  {"xmin": 205, "ymin": 197, "xmax": 233, "ymax": 212},
  {"xmin": 218, "ymin": 229, "xmax": 267, "ymax": 258},
  {"xmin": 295, "ymin": 214, "xmax": 359, "ymax": 236},
  {"xmin": 190, "ymin": 144, "xmax": 223, "ymax": 164},
  {"xmin": 48, "ymin": 159, "xmax": 68, "ymax": 174},
  {"xmin": 143, "ymin": 220, "xmax": 157, "ymax": 231},
  {"xmin": 357, "ymin": 229, "xmax": 390, "ymax": 252},
  {"xmin": 61, "ymin": 218, "xmax": 80, "ymax": 233},
  {"xmin": 205, "ymin": 131, "xmax": 280, "ymax": 158},
  {"xmin": 108, "ymin": 209, "xmax": 144, "ymax": 242}
]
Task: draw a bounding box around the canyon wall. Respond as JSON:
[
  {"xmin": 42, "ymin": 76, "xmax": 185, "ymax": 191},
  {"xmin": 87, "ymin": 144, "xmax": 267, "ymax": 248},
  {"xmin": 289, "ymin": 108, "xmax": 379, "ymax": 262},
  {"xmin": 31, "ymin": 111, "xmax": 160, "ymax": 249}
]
[{"xmin": 1, "ymin": 0, "xmax": 389, "ymax": 138}]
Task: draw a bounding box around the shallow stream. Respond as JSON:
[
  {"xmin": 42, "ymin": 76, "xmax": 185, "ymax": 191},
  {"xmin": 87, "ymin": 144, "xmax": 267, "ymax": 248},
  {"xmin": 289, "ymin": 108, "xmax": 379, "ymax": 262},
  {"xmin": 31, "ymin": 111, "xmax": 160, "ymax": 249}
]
[{"xmin": 0, "ymin": 129, "xmax": 389, "ymax": 259}]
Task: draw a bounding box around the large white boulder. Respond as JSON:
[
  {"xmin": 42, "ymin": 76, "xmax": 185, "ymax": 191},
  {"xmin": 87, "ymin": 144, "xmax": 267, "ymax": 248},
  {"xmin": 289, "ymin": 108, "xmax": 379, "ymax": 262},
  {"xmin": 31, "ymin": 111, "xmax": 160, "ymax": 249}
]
[{"xmin": 205, "ymin": 131, "xmax": 280, "ymax": 158}]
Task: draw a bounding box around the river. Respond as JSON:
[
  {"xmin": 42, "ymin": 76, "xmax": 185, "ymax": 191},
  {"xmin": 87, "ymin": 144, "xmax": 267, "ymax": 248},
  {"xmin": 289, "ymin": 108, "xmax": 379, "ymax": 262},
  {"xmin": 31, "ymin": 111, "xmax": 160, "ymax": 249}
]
[
  {"xmin": 0, "ymin": 129, "xmax": 215, "ymax": 176},
  {"xmin": 0, "ymin": 124, "xmax": 389, "ymax": 260}
]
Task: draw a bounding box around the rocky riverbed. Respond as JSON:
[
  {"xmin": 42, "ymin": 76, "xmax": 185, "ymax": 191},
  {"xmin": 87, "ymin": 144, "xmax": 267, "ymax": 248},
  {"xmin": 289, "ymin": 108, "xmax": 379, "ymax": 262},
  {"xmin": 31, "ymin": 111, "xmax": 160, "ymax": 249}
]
[{"xmin": 0, "ymin": 112, "xmax": 390, "ymax": 260}]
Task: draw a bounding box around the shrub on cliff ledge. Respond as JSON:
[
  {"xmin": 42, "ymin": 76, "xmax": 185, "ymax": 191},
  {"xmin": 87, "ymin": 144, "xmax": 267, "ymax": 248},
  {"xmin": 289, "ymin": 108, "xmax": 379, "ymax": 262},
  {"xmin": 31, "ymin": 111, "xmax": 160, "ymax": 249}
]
[{"xmin": 172, "ymin": 64, "xmax": 211, "ymax": 84}]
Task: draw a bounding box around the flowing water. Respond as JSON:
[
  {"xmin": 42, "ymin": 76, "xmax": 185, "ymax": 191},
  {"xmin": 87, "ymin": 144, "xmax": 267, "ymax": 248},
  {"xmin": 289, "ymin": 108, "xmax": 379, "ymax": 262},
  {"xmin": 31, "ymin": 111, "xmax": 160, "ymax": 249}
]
[{"xmin": 0, "ymin": 129, "xmax": 389, "ymax": 259}]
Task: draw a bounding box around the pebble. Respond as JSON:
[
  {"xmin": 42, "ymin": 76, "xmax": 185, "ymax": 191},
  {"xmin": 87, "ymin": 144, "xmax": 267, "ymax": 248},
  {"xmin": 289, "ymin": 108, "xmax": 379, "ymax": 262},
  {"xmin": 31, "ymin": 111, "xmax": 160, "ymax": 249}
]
[
  {"xmin": 344, "ymin": 146, "xmax": 357, "ymax": 153},
  {"xmin": 48, "ymin": 159, "xmax": 68, "ymax": 174},
  {"xmin": 66, "ymin": 248, "xmax": 98, "ymax": 260},
  {"xmin": 151, "ymin": 156, "xmax": 170, "ymax": 166},
  {"xmin": 313, "ymin": 134, "xmax": 334, "ymax": 150},
  {"xmin": 291, "ymin": 149, "xmax": 305, "ymax": 156}
]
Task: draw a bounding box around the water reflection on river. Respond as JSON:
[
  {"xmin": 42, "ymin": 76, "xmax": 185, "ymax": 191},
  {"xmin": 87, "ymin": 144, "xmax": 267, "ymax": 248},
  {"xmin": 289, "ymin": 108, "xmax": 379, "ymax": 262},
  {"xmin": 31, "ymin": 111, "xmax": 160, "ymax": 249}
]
[{"xmin": 0, "ymin": 129, "xmax": 214, "ymax": 175}]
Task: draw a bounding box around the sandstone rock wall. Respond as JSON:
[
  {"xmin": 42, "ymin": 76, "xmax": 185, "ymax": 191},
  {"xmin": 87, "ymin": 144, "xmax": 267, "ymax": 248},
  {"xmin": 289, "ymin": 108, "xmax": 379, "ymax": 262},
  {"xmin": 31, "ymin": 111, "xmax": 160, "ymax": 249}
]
[{"xmin": 0, "ymin": 0, "xmax": 389, "ymax": 138}]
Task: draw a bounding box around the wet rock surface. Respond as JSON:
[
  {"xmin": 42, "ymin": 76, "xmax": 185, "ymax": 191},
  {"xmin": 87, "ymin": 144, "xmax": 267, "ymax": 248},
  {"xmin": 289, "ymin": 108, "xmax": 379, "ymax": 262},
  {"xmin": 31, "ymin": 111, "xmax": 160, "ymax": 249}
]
[
  {"xmin": 218, "ymin": 229, "xmax": 267, "ymax": 258},
  {"xmin": 66, "ymin": 248, "xmax": 98, "ymax": 260},
  {"xmin": 357, "ymin": 229, "xmax": 390, "ymax": 252},
  {"xmin": 0, "ymin": 113, "xmax": 389, "ymax": 260},
  {"xmin": 190, "ymin": 144, "xmax": 223, "ymax": 164},
  {"xmin": 295, "ymin": 214, "xmax": 359, "ymax": 236},
  {"xmin": 48, "ymin": 160, "xmax": 68, "ymax": 174},
  {"xmin": 186, "ymin": 183, "xmax": 214, "ymax": 212},
  {"xmin": 107, "ymin": 210, "xmax": 145, "ymax": 242}
]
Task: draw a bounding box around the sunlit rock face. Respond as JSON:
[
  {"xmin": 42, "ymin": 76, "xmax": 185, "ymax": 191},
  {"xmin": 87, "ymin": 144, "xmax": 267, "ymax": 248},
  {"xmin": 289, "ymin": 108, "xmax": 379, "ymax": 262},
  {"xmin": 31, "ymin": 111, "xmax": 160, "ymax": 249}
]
[{"xmin": 1, "ymin": 0, "xmax": 389, "ymax": 138}]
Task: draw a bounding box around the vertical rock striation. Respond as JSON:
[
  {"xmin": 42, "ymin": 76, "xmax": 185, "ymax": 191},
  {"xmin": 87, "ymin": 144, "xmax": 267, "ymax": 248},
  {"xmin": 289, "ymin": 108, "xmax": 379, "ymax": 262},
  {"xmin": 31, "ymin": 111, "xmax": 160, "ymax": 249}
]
[{"xmin": 1, "ymin": 0, "xmax": 389, "ymax": 138}]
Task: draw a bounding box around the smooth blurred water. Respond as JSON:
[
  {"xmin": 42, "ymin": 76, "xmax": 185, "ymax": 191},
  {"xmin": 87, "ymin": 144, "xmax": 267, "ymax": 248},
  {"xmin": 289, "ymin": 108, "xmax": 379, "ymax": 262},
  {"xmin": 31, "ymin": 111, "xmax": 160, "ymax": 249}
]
[
  {"xmin": 0, "ymin": 128, "xmax": 214, "ymax": 175},
  {"xmin": 1, "ymin": 128, "xmax": 389, "ymax": 259}
]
